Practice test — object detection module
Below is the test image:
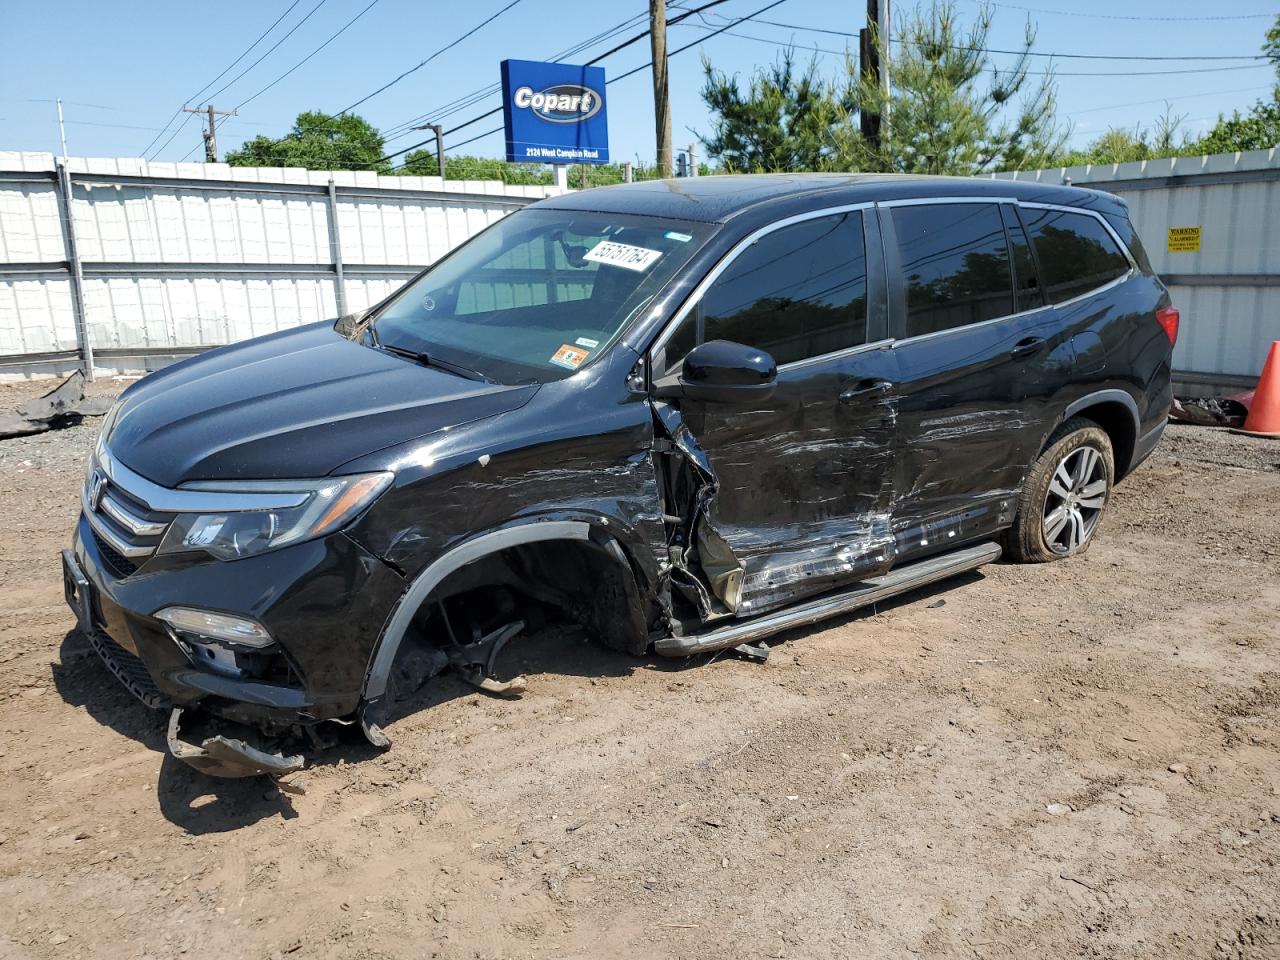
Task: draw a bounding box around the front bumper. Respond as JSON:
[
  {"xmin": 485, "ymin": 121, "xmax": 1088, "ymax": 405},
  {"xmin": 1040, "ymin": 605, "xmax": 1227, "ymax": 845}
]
[{"xmin": 67, "ymin": 512, "xmax": 406, "ymax": 728}]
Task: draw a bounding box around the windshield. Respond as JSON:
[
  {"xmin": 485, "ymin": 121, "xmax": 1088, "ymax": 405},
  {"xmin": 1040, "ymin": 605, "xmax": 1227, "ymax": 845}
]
[{"xmin": 372, "ymin": 208, "xmax": 711, "ymax": 384}]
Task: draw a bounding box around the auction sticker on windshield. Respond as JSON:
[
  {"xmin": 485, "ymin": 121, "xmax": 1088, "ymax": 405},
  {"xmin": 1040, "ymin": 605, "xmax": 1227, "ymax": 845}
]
[
  {"xmin": 583, "ymin": 241, "xmax": 662, "ymax": 272},
  {"xmin": 550, "ymin": 343, "xmax": 591, "ymax": 369}
]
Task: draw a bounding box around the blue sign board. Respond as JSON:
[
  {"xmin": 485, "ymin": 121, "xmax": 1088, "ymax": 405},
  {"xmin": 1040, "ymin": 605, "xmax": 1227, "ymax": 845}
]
[{"xmin": 501, "ymin": 59, "xmax": 609, "ymax": 165}]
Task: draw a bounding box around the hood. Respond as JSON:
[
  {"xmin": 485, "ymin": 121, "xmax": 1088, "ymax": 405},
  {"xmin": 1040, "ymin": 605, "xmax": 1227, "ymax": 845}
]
[{"xmin": 107, "ymin": 321, "xmax": 538, "ymax": 487}]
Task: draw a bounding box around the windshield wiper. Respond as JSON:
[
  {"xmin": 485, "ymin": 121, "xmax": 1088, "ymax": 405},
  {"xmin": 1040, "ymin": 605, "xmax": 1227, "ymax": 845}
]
[{"xmin": 377, "ymin": 342, "xmax": 496, "ymax": 384}]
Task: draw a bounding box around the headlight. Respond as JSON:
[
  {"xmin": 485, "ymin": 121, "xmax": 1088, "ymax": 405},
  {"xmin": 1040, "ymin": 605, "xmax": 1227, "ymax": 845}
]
[{"xmin": 156, "ymin": 472, "xmax": 393, "ymax": 561}]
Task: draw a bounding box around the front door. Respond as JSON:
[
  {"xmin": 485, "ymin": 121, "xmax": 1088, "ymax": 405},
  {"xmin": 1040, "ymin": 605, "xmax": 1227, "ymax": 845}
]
[
  {"xmin": 880, "ymin": 200, "xmax": 1072, "ymax": 562},
  {"xmin": 651, "ymin": 208, "xmax": 898, "ymax": 618}
]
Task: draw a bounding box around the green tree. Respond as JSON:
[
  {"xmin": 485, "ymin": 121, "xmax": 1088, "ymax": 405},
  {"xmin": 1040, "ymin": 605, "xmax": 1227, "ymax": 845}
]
[
  {"xmin": 396, "ymin": 152, "xmax": 676, "ymax": 187},
  {"xmin": 398, "ymin": 151, "xmax": 552, "ymax": 183},
  {"xmin": 1055, "ymin": 105, "xmax": 1192, "ymax": 167},
  {"xmin": 836, "ymin": 1, "xmax": 1064, "ymax": 173},
  {"xmin": 696, "ymin": 1, "xmax": 1063, "ymax": 175},
  {"xmin": 1193, "ymin": 99, "xmax": 1280, "ymax": 154},
  {"xmin": 1190, "ymin": 14, "xmax": 1280, "ymax": 154},
  {"xmin": 698, "ymin": 50, "xmax": 853, "ymax": 171},
  {"xmin": 226, "ymin": 112, "xmax": 391, "ymax": 172}
]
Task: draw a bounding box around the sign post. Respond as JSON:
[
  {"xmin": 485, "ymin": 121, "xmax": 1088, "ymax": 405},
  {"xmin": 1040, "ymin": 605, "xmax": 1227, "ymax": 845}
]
[{"xmin": 501, "ymin": 59, "xmax": 610, "ymax": 170}]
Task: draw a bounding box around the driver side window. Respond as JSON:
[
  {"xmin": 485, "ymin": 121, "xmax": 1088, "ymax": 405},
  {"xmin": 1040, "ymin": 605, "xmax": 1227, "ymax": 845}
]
[{"xmin": 661, "ymin": 211, "xmax": 868, "ymax": 371}]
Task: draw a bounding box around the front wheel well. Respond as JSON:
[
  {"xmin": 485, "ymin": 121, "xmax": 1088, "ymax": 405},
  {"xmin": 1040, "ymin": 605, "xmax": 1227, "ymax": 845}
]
[
  {"xmin": 422, "ymin": 537, "xmax": 651, "ymax": 656},
  {"xmin": 370, "ymin": 533, "xmax": 653, "ymax": 713}
]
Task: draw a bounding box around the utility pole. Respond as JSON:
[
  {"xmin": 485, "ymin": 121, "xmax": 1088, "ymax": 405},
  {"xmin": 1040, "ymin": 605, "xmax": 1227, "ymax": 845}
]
[
  {"xmin": 183, "ymin": 104, "xmax": 236, "ymax": 162},
  {"xmin": 410, "ymin": 123, "xmax": 448, "ymax": 178},
  {"xmin": 56, "ymin": 98, "xmax": 69, "ymax": 159},
  {"xmin": 649, "ymin": 0, "xmax": 673, "ymax": 178},
  {"xmin": 858, "ymin": 0, "xmax": 890, "ymax": 149},
  {"xmin": 431, "ymin": 124, "xmax": 445, "ymax": 180},
  {"xmin": 688, "ymin": 141, "xmax": 698, "ymax": 176}
]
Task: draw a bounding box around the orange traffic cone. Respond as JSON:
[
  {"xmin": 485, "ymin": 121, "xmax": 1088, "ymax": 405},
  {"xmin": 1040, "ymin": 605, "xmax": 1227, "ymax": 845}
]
[{"xmin": 1233, "ymin": 340, "xmax": 1280, "ymax": 439}]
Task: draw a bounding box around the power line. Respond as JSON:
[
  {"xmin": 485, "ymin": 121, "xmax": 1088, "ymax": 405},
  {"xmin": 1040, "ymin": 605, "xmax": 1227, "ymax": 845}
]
[
  {"xmin": 410, "ymin": 0, "xmax": 797, "ymax": 165},
  {"xmin": 147, "ymin": 112, "xmax": 203, "ymax": 163},
  {"xmin": 675, "ymin": 19, "xmax": 1276, "ymax": 76},
  {"xmin": 338, "ymin": 0, "xmax": 527, "ymax": 116},
  {"xmin": 701, "ymin": 12, "xmax": 1270, "ymax": 60},
  {"xmin": 66, "ymin": 118, "xmax": 261, "ymax": 132},
  {"xmin": 1067, "ymin": 84, "xmax": 1276, "ymax": 116},
  {"xmin": 5, "ymin": 98, "xmax": 116, "ymax": 110},
  {"xmin": 979, "ymin": 1, "xmax": 1275, "ymax": 21},
  {"xmin": 378, "ymin": 7, "xmax": 656, "ymax": 143},
  {"xmin": 179, "ymin": 0, "xmax": 385, "ymax": 162},
  {"xmin": 230, "ymin": 0, "xmax": 382, "ymax": 113},
  {"xmin": 386, "ymin": 0, "xmax": 741, "ymax": 164},
  {"xmin": 187, "ymin": 0, "xmax": 333, "ymax": 120},
  {"xmin": 140, "ymin": 0, "xmax": 307, "ymax": 157}
]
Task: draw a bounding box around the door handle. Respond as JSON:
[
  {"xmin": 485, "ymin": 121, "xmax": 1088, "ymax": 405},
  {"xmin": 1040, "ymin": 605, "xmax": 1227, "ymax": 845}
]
[
  {"xmin": 839, "ymin": 379, "xmax": 894, "ymax": 404},
  {"xmin": 1010, "ymin": 336, "xmax": 1046, "ymax": 358}
]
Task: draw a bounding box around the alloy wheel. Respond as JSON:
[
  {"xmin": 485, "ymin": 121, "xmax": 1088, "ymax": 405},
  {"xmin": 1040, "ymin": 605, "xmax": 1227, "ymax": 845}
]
[{"xmin": 1042, "ymin": 444, "xmax": 1107, "ymax": 555}]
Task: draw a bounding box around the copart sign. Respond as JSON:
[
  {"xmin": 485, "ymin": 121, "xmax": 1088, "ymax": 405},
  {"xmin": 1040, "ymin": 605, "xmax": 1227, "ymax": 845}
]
[{"xmin": 501, "ymin": 59, "xmax": 609, "ymax": 165}]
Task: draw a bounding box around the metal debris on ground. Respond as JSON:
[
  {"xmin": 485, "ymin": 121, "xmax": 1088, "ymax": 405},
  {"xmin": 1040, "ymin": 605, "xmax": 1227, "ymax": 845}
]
[
  {"xmin": 0, "ymin": 372, "xmax": 113, "ymax": 439},
  {"xmin": 1169, "ymin": 392, "xmax": 1253, "ymax": 429}
]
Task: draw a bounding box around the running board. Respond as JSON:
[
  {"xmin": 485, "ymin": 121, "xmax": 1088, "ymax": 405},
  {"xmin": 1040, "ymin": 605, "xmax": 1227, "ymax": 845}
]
[{"xmin": 654, "ymin": 541, "xmax": 1002, "ymax": 658}]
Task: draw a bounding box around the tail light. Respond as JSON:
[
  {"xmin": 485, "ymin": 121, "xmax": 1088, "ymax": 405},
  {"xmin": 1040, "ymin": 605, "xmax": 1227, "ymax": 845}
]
[{"xmin": 1156, "ymin": 305, "xmax": 1180, "ymax": 346}]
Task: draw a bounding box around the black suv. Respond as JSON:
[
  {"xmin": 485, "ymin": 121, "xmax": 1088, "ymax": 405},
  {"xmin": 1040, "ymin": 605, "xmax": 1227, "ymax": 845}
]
[{"xmin": 62, "ymin": 175, "xmax": 1176, "ymax": 776}]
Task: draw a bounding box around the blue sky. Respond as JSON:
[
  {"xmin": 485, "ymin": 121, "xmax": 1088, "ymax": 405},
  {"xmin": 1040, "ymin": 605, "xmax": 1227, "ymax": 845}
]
[{"xmin": 1, "ymin": 0, "xmax": 1276, "ymax": 168}]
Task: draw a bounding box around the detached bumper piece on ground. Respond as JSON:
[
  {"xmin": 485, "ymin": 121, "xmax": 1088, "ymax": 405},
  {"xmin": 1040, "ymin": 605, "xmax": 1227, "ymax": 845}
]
[
  {"xmin": 0, "ymin": 372, "xmax": 112, "ymax": 439},
  {"xmin": 166, "ymin": 708, "xmax": 305, "ymax": 787}
]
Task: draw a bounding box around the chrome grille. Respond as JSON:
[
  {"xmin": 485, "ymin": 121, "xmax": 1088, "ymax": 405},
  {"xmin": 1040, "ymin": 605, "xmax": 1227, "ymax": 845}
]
[{"xmin": 83, "ymin": 458, "xmax": 173, "ymax": 575}]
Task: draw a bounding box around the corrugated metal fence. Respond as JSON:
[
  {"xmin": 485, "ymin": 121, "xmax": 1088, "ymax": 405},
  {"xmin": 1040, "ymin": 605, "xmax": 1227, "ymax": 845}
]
[
  {"xmin": 0, "ymin": 152, "xmax": 563, "ymax": 378},
  {"xmin": 993, "ymin": 147, "xmax": 1280, "ymax": 393},
  {"xmin": 5, "ymin": 149, "xmax": 1275, "ymax": 390}
]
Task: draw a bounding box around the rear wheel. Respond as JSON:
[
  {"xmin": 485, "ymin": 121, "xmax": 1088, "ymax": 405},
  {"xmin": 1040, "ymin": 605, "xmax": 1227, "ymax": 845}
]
[{"xmin": 1003, "ymin": 417, "xmax": 1114, "ymax": 563}]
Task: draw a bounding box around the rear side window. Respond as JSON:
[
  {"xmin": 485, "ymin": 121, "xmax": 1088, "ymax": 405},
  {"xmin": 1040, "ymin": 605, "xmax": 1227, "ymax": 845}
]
[
  {"xmin": 891, "ymin": 203, "xmax": 1013, "ymax": 338},
  {"xmin": 1021, "ymin": 207, "xmax": 1131, "ymax": 304},
  {"xmin": 694, "ymin": 211, "xmax": 868, "ymax": 366}
]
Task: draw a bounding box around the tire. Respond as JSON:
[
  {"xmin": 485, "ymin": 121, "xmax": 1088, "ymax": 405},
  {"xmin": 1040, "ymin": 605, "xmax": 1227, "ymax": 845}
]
[{"xmin": 1002, "ymin": 416, "xmax": 1114, "ymax": 564}]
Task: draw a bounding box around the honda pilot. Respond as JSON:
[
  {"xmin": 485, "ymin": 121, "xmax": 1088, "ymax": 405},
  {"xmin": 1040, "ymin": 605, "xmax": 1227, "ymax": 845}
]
[{"xmin": 62, "ymin": 174, "xmax": 1176, "ymax": 777}]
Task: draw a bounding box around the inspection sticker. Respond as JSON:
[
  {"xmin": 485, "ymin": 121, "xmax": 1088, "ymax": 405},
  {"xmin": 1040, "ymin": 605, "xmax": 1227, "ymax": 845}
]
[
  {"xmin": 550, "ymin": 343, "xmax": 591, "ymax": 369},
  {"xmin": 583, "ymin": 240, "xmax": 662, "ymax": 272},
  {"xmin": 574, "ymin": 336, "xmax": 600, "ymax": 348},
  {"xmin": 1167, "ymin": 226, "xmax": 1201, "ymax": 253}
]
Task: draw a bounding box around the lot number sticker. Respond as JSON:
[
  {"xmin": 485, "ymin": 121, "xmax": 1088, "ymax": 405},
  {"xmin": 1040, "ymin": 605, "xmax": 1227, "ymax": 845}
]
[
  {"xmin": 1167, "ymin": 226, "xmax": 1201, "ymax": 253},
  {"xmin": 583, "ymin": 240, "xmax": 662, "ymax": 272}
]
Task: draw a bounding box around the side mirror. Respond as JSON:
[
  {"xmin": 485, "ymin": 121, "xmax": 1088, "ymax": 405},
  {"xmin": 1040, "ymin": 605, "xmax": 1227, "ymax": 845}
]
[{"xmin": 653, "ymin": 339, "xmax": 777, "ymax": 404}]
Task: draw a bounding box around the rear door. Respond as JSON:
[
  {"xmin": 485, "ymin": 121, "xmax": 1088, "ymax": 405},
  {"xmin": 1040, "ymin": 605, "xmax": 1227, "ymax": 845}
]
[
  {"xmin": 650, "ymin": 207, "xmax": 899, "ymax": 617},
  {"xmin": 882, "ymin": 199, "xmax": 1073, "ymax": 562}
]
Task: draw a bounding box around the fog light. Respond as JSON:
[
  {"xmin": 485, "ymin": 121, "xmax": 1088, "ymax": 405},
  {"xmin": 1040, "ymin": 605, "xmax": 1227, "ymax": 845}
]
[{"xmin": 155, "ymin": 606, "xmax": 273, "ymax": 648}]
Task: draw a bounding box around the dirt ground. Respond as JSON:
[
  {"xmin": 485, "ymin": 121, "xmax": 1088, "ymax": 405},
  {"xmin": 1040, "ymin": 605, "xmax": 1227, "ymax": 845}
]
[{"xmin": 0, "ymin": 375, "xmax": 1278, "ymax": 960}]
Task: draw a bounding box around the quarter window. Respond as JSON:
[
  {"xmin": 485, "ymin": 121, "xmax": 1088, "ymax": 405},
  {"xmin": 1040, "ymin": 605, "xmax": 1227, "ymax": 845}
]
[
  {"xmin": 892, "ymin": 203, "xmax": 1013, "ymax": 338},
  {"xmin": 1021, "ymin": 207, "xmax": 1131, "ymax": 304},
  {"xmin": 1002, "ymin": 205, "xmax": 1044, "ymax": 314},
  {"xmin": 693, "ymin": 212, "xmax": 868, "ymax": 366}
]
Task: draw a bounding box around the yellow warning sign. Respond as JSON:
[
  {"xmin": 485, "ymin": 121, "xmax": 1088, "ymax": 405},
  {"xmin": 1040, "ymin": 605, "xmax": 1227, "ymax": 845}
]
[{"xmin": 1167, "ymin": 226, "xmax": 1201, "ymax": 253}]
